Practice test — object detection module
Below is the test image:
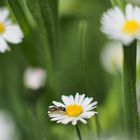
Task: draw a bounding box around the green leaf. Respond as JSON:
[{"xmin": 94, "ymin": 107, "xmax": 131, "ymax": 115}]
[
  {"xmin": 26, "ymin": 0, "xmax": 53, "ymax": 69},
  {"xmin": 26, "ymin": 0, "xmax": 60, "ymax": 88},
  {"xmin": 37, "ymin": 0, "xmax": 60, "ymax": 60},
  {"xmin": 27, "ymin": 0, "xmax": 59, "ymax": 58},
  {"xmin": 110, "ymin": 0, "xmax": 118, "ymax": 7},
  {"xmin": 110, "ymin": 0, "xmax": 126, "ymax": 10},
  {"xmin": 7, "ymin": 0, "xmax": 46, "ymax": 66}
]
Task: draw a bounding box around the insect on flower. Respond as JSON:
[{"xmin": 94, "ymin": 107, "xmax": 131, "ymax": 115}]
[
  {"xmin": 48, "ymin": 93, "xmax": 97, "ymax": 125},
  {"xmin": 48, "ymin": 106, "xmax": 66, "ymax": 113}
]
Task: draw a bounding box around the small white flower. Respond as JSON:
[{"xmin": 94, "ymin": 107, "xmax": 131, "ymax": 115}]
[
  {"xmin": 0, "ymin": 7, "xmax": 23, "ymax": 53},
  {"xmin": 0, "ymin": 111, "xmax": 17, "ymax": 140},
  {"xmin": 101, "ymin": 42, "xmax": 123, "ymax": 74},
  {"xmin": 101, "ymin": 41, "xmax": 140, "ymax": 74},
  {"xmin": 48, "ymin": 93, "xmax": 97, "ymax": 125},
  {"xmin": 101, "ymin": 3, "xmax": 140, "ymax": 45},
  {"xmin": 24, "ymin": 67, "xmax": 46, "ymax": 90}
]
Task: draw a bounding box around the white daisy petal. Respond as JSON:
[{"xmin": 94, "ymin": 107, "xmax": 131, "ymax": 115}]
[
  {"xmin": 83, "ymin": 101, "xmax": 98, "ymax": 111},
  {"xmin": 69, "ymin": 95, "xmax": 75, "ymax": 104},
  {"xmin": 133, "ymin": 7, "xmax": 140, "ymax": 22},
  {"xmin": 125, "ymin": 4, "xmax": 134, "ymax": 19},
  {"xmin": 81, "ymin": 111, "xmax": 97, "ymax": 119},
  {"xmin": 79, "ymin": 117, "xmax": 87, "ymax": 124},
  {"xmin": 56, "ymin": 116, "xmax": 72, "ymax": 124},
  {"xmin": 56, "ymin": 120, "xmax": 61, "ymax": 123},
  {"xmin": 81, "ymin": 97, "xmax": 93, "ymax": 108},
  {"xmin": 61, "ymin": 117, "xmax": 73, "ymax": 124},
  {"xmin": 75, "ymin": 92, "xmax": 80, "ymax": 104},
  {"xmin": 57, "ymin": 120, "xmax": 63, "ymax": 124},
  {"xmin": 48, "ymin": 113, "xmax": 60, "ymax": 116},
  {"xmin": 52, "ymin": 101, "xmax": 65, "ymax": 107},
  {"xmin": 84, "ymin": 106, "xmax": 97, "ymax": 112},
  {"xmin": 0, "ymin": 37, "xmax": 9, "ymax": 53},
  {"xmin": 0, "ymin": 8, "xmax": 9, "ymax": 22},
  {"xmin": 51, "ymin": 117, "xmax": 62, "ymax": 121},
  {"xmin": 78, "ymin": 94, "xmax": 85, "ymax": 105},
  {"xmin": 72, "ymin": 119, "xmax": 77, "ymax": 125},
  {"xmin": 62, "ymin": 95, "xmax": 71, "ymax": 106},
  {"xmin": 48, "ymin": 114, "xmax": 62, "ymax": 118},
  {"xmin": 3, "ymin": 25, "xmax": 23, "ymax": 44},
  {"xmin": 101, "ymin": 7, "xmax": 124, "ymax": 33},
  {"xmin": 51, "ymin": 115, "xmax": 67, "ymax": 121},
  {"xmin": 48, "ymin": 105, "xmax": 55, "ymax": 108}
]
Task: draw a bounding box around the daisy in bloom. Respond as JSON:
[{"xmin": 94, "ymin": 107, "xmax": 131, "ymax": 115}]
[
  {"xmin": 0, "ymin": 7, "xmax": 23, "ymax": 53},
  {"xmin": 101, "ymin": 3, "xmax": 140, "ymax": 45},
  {"xmin": 48, "ymin": 93, "xmax": 97, "ymax": 125}
]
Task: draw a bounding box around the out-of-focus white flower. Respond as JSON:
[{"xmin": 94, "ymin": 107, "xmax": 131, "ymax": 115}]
[
  {"xmin": 0, "ymin": 111, "xmax": 17, "ymax": 140},
  {"xmin": 101, "ymin": 3, "xmax": 140, "ymax": 45},
  {"xmin": 0, "ymin": 7, "xmax": 23, "ymax": 53},
  {"xmin": 101, "ymin": 42, "xmax": 123, "ymax": 74},
  {"xmin": 48, "ymin": 92, "xmax": 97, "ymax": 125},
  {"xmin": 24, "ymin": 67, "xmax": 46, "ymax": 90},
  {"xmin": 101, "ymin": 42, "xmax": 140, "ymax": 74}
]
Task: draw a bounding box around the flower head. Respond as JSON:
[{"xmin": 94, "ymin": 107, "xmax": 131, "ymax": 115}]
[
  {"xmin": 0, "ymin": 111, "xmax": 17, "ymax": 140},
  {"xmin": 101, "ymin": 42, "xmax": 123, "ymax": 74},
  {"xmin": 24, "ymin": 67, "xmax": 46, "ymax": 90},
  {"xmin": 101, "ymin": 41, "xmax": 140, "ymax": 74},
  {"xmin": 0, "ymin": 7, "xmax": 23, "ymax": 53},
  {"xmin": 101, "ymin": 3, "xmax": 140, "ymax": 45},
  {"xmin": 48, "ymin": 93, "xmax": 97, "ymax": 125}
]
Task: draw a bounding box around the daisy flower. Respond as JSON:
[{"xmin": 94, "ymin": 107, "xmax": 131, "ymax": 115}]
[
  {"xmin": 0, "ymin": 7, "xmax": 23, "ymax": 53},
  {"xmin": 101, "ymin": 3, "xmax": 140, "ymax": 45},
  {"xmin": 48, "ymin": 93, "xmax": 97, "ymax": 125},
  {"xmin": 101, "ymin": 41, "xmax": 140, "ymax": 74},
  {"xmin": 24, "ymin": 67, "xmax": 47, "ymax": 90},
  {"xmin": 101, "ymin": 42, "xmax": 123, "ymax": 74},
  {"xmin": 0, "ymin": 110, "xmax": 18, "ymax": 140}
]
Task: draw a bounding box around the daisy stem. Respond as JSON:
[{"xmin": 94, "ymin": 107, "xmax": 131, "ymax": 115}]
[
  {"xmin": 79, "ymin": 21, "xmax": 88, "ymax": 89},
  {"xmin": 95, "ymin": 114, "xmax": 101, "ymax": 139},
  {"xmin": 123, "ymin": 41, "xmax": 139, "ymax": 139},
  {"xmin": 76, "ymin": 125, "xmax": 83, "ymax": 140}
]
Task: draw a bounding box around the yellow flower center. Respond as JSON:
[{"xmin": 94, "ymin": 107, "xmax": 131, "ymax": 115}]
[
  {"xmin": 122, "ymin": 20, "xmax": 140, "ymax": 35},
  {"xmin": 0, "ymin": 22, "xmax": 5, "ymax": 34},
  {"xmin": 66, "ymin": 105, "xmax": 83, "ymax": 117}
]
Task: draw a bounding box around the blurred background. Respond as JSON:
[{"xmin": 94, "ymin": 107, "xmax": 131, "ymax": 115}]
[{"xmin": 0, "ymin": 0, "xmax": 140, "ymax": 140}]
